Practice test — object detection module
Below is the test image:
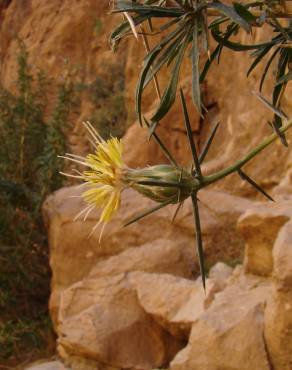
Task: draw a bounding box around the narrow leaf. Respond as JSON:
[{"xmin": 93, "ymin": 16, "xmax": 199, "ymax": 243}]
[
  {"xmin": 275, "ymin": 71, "xmax": 292, "ymax": 86},
  {"xmin": 136, "ymin": 23, "xmax": 186, "ymax": 125},
  {"xmin": 171, "ymin": 201, "xmax": 184, "ymax": 223},
  {"xmin": 124, "ymin": 198, "xmax": 175, "ymax": 227},
  {"xmin": 233, "ymin": 2, "xmax": 257, "ymax": 23},
  {"xmin": 137, "ymin": 180, "xmax": 189, "ymax": 188},
  {"xmin": 247, "ymin": 44, "xmax": 273, "ymax": 77},
  {"xmin": 150, "ymin": 29, "xmax": 191, "ymax": 123},
  {"xmin": 254, "ymin": 93, "xmax": 288, "ymax": 120},
  {"xmin": 259, "ymin": 48, "xmax": 279, "ymax": 91},
  {"xmin": 143, "ymin": 30, "xmax": 186, "ymax": 90},
  {"xmin": 209, "ymin": 1, "xmax": 251, "ymax": 32},
  {"xmin": 144, "ymin": 116, "xmax": 178, "ymax": 166},
  {"xmin": 199, "ymin": 122, "xmax": 220, "ymax": 164},
  {"xmin": 238, "ymin": 169, "xmax": 274, "ymax": 201},
  {"xmin": 110, "ymin": 14, "xmax": 149, "ymax": 50},
  {"xmin": 180, "ymin": 89, "xmax": 202, "ymax": 179},
  {"xmin": 191, "ymin": 194, "xmax": 206, "ymax": 290},
  {"xmin": 211, "ymin": 28, "xmax": 270, "ymax": 51},
  {"xmin": 113, "ymin": 1, "xmax": 184, "ymax": 17},
  {"xmin": 191, "ymin": 18, "xmax": 202, "ymax": 115},
  {"xmin": 200, "ymin": 44, "xmax": 220, "ymax": 83}
]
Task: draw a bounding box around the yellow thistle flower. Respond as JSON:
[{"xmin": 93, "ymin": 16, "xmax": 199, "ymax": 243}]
[
  {"xmin": 60, "ymin": 122, "xmax": 198, "ymax": 239},
  {"xmin": 59, "ymin": 121, "xmax": 126, "ymax": 239}
]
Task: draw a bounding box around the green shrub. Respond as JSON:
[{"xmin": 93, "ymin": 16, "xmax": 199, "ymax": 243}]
[
  {"xmin": 0, "ymin": 43, "xmax": 76, "ymax": 363},
  {"xmin": 0, "ymin": 42, "xmax": 127, "ymax": 364}
]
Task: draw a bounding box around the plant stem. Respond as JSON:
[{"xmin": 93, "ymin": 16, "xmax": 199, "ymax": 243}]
[{"xmin": 203, "ymin": 118, "xmax": 292, "ymax": 186}]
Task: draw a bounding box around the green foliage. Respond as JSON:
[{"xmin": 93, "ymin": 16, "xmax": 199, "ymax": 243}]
[
  {"xmin": 111, "ymin": 0, "xmax": 292, "ymax": 139},
  {"xmin": 0, "ymin": 43, "xmax": 76, "ymax": 363},
  {"xmin": 0, "ymin": 41, "xmax": 128, "ymax": 363},
  {"xmin": 0, "ymin": 316, "xmax": 52, "ymax": 361}
]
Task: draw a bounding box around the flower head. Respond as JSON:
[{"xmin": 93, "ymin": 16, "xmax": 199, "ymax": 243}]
[
  {"xmin": 60, "ymin": 122, "xmax": 198, "ymax": 239},
  {"xmin": 59, "ymin": 122, "xmax": 125, "ymax": 239}
]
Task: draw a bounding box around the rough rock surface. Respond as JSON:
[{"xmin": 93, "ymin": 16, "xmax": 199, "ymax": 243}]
[
  {"xmin": 56, "ymin": 265, "xmax": 231, "ymax": 370},
  {"xmin": 58, "ymin": 273, "xmax": 184, "ymax": 370},
  {"xmin": 169, "ymin": 270, "xmax": 271, "ymax": 370},
  {"xmin": 43, "ymin": 185, "xmax": 253, "ymax": 326},
  {"xmin": 237, "ymin": 200, "xmax": 292, "ymax": 276},
  {"xmin": 265, "ymin": 220, "xmax": 292, "ymax": 370},
  {"xmin": 2, "ymin": 1, "xmax": 292, "ymax": 369}
]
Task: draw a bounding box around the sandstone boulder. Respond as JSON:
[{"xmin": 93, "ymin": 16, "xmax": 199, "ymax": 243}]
[
  {"xmin": 128, "ymin": 272, "xmax": 221, "ymax": 339},
  {"xmin": 51, "ymin": 237, "xmax": 194, "ymax": 328},
  {"xmin": 169, "ymin": 270, "xmax": 271, "ymax": 370},
  {"xmin": 264, "ymin": 220, "xmax": 292, "ymax": 370},
  {"xmin": 57, "ymin": 273, "xmax": 185, "ymax": 370},
  {"xmin": 43, "ymin": 186, "xmax": 253, "ymax": 326},
  {"xmin": 237, "ymin": 200, "xmax": 292, "ymax": 276}
]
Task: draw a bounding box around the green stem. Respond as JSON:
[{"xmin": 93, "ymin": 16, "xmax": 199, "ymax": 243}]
[{"xmin": 203, "ymin": 118, "xmax": 292, "ymax": 186}]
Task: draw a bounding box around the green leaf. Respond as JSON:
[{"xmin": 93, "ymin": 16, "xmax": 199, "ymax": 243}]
[
  {"xmin": 191, "ymin": 19, "xmax": 202, "ymax": 115},
  {"xmin": 199, "ymin": 122, "xmax": 220, "ymax": 164},
  {"xmin": 211, "ymin": 27, "xmax": 270, "ymax": 51},
  {"xmin": 137, "ymin": 180, "xmax": 188, "ymax": 188},
  {"xmin": 150, "ymin": 30, "xmax": 191, "ymax": 123},
  {"xmin": 113, "ymin": 1, "xmax": 184, "ymax": 17},
  {"xmin": 180, "ymin": 89, "xmax": 202, "ymax": 179},
  {"xmin": 273, "ymin": 49, "xmax": 289, "ymax": 107},
  {"xmin": 275, "ymin": 71, "xmax": 292, "ymax": 86},
  {"xmin": 136, "ymin": 23, "xmax": 187, "ymax": 125},
  {"xmin": 200, "ymin": 44, "xmax": 220, "ymax": 83},
  {"xmin": 259, "ymin": 48, "xmax": 279, "ymax": 91},
  {"xmin": 124, "ymin": 197, "xmax": 175, "ymax": 227},
  {"xmin": 254, "ymin": 93, "xmax": 288, "ymax": 146},
  {"xmin": 191, "ymin": 194, "xmax": 206, "ymax": 290},
  {"xmin": 254, "ymin": 93, "xmax": 287, "ymax": 120},
  {"xmin": 143, "ymin": 116, "xmax": 178, "ymax": 166},
  {"xmin": 238, "ymin": 169, "xmax": 274, "ymax": 201},
  {"xmin": 109, "ymin": 14, "xmax": 150, "ymax": 51},
  {"xmin": 233, "ymin": 2, "xmax": 257, "ymax": 23},
  {"xmin": 143, "ymin": 30, "xmax": 186, "ymax": 90},
  {"xmin": 247, "ymin": 44, "xmax": 273, "ymax": 77},
  {"xmin": 208, "ymin": 1, "xmax": 251, "ymax": 32},
  {"xmin": 272, "ymin": 117, "xmax": 288, "ymax": 147},
  {"xmin": 171, "ymin": 201, "xmax": 184, "ymax": 223}
]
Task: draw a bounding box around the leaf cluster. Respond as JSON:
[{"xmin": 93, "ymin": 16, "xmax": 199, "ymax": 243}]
[
  {"xmin": 110, "ymin": 0, "xmax": 292, "ymax": 287},
  {"xmin": 111, "ymin": 0, "xmax": 291, "ymax": 139}
]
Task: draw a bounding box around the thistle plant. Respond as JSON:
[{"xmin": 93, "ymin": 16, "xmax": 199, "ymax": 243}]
[{"xmin": 61, "ymin": 0, "xmax": 292, "ymax": 288}]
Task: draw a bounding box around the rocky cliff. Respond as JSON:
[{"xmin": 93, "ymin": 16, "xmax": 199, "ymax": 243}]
[{"xmin": 1, "ymin": 1, "xmax": 292, "ymax": 370}]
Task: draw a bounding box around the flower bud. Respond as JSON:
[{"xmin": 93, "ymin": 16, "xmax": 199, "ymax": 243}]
[{"xmin": 124, "ymin": 164, "xmax": 198, "ymax": 203}]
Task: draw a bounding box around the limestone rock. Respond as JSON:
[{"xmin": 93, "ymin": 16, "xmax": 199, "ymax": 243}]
[
  {"xmin": 264, "ymin": 221, "xmax": 292, "ymax": 370},
  {"xmin": 88, "ymin": 239, "xmax": 194, "ymax": 281},
  {"xmin": 237, "ymin": 200, "xmax": 292, "ymax": 276},
  {"xmin": 51, "ymin": 237, "xmax": 193, "ymax": 329},
  {"xmin": 43, "ymin": 186, "xmax": 252, "ymax": 326},
  {"xmin": 169, "ymin": 272, "xmax": 271, "ymax": 370},
  {"xmin": 272, "ymin": 220, "xmax": 292, "ymax": 287},
  {"xmin": 57, "ymin": 273, "xmax": 184, "ymax": 370},
  {"xmin": 128, "ymin": 272, "xmax": 222, "ymax": 339},
  {"xmin": 265, "ymin": 287, "xmax": 292, "ymax": 370},
  {"xmin": 208, "ymin": 261, "xmax": 233, "ymax": 289}
]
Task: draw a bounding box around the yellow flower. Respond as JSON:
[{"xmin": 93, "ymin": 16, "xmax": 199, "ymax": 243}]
[
  {"xmin": 59, "ymin": 121, "xmax": 125, "ymax": 239},
  {"xmin": 60, "ymin": 122, "xmax": 198, "ymax": 240}
]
